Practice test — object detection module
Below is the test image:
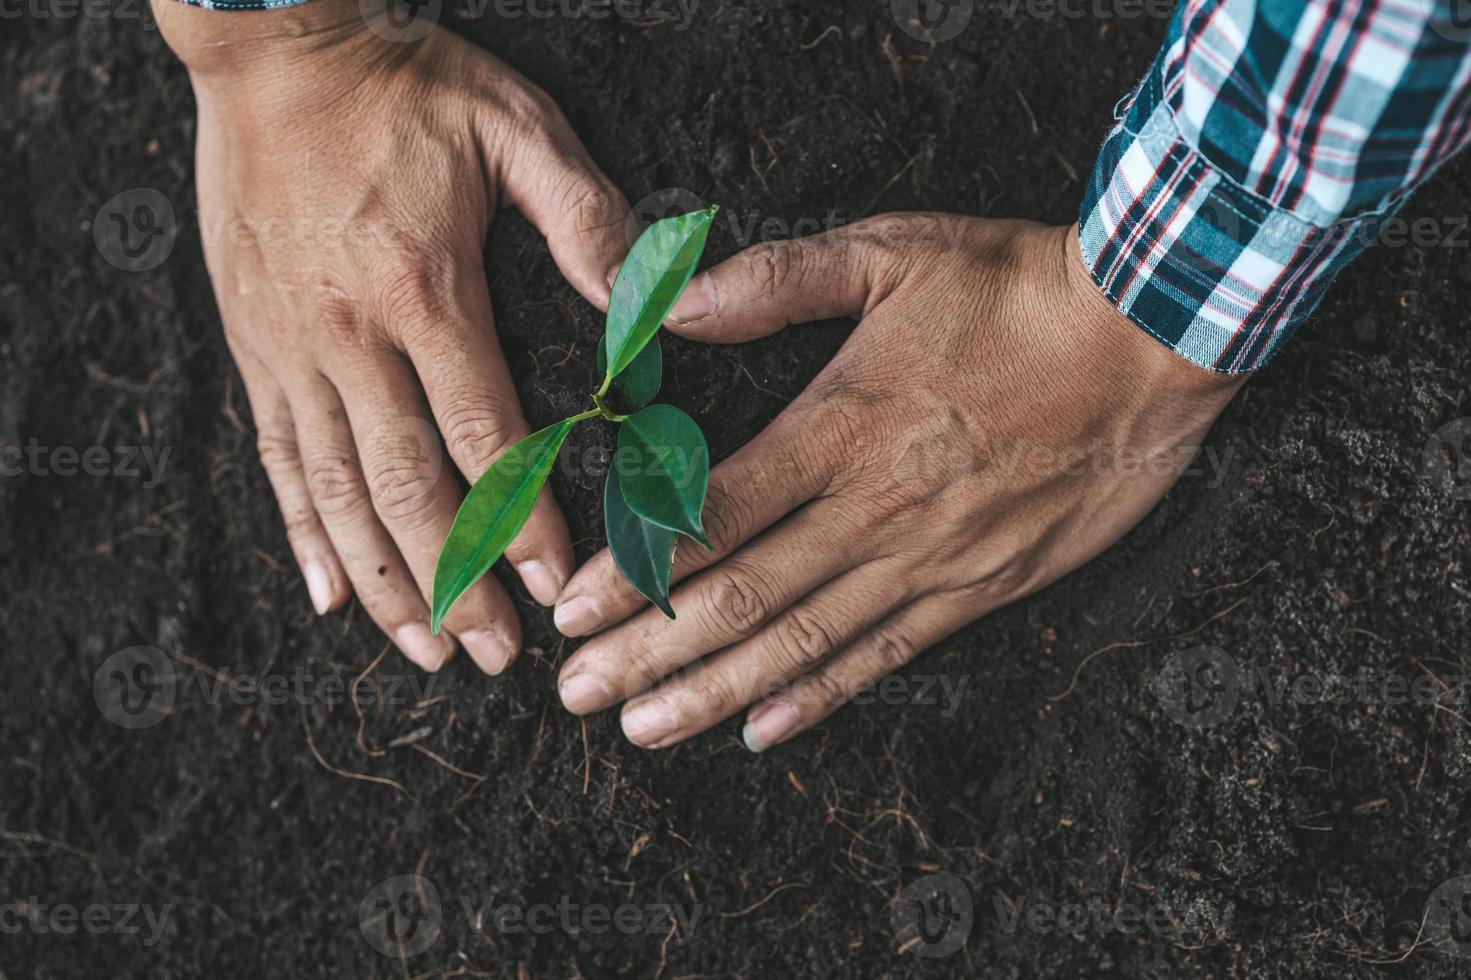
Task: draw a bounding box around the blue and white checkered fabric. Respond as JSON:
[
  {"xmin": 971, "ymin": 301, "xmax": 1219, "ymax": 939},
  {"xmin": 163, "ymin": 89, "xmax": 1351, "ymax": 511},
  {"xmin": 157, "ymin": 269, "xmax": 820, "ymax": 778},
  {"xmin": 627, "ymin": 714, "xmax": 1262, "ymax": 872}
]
[{"xmin": 1081, "ymin": 0, "xmax": 1471, "ymax": 373}]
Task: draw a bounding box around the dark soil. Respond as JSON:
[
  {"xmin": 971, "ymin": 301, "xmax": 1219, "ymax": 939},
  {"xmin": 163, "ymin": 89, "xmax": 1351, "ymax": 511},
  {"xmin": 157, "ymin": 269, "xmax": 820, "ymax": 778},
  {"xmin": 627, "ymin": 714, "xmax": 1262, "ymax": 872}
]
[{"xmin": 3, "ymin": 1, "xmax": 1470, "ymax": 977}]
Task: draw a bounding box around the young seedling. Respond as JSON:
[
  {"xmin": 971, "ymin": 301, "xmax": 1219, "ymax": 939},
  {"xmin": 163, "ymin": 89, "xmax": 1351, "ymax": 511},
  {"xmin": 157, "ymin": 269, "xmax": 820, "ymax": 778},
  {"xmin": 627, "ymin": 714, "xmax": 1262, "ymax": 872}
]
[{"xmin": 430, "ymin": 206, "xmax": 719, "ymax": 633}]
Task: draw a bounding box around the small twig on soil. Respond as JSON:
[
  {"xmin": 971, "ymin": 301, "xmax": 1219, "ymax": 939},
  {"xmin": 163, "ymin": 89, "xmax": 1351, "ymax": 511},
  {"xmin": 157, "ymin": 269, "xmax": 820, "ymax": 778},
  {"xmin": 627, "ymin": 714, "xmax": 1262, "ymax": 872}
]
[
  {"xmin": 801, "ymin": 25, "xmax": 841, "ymax": 50},
  {"xmin": 1337, "ymin": 904, "xmax": 1435, "ymax": 963},
  {"xmin": 1047, "ymin": 597, "xmax": 1249, "ymax": 702},
  {"xmin": 880, "ymin": 32, "xmax": 903, "ymax": 87},
  {"xmin": 581, "ymin": 718, "xmax": 592, "ymax": 796},
  {"xmin": 353, "ymin": 642, "xmax": 393, "ymax": 758},
  {"xmin": 410, "ymin": 743, "xmax": 488, "ymax": 783},
  {"xmin": 1181, "ymin": 559, "xmax": 1276, "ymax": 598},
  {"xmin": 719, "ymin": 880, "xmax": 805, "ymax": 919},
  {"xmin": 653, "ymin": 917, "xmax": 677, "ymax": 980},
  {"xmin": 300, "ymin": 703, "xmax": 408, "ymax": 799},
  {"xmin": 1009, "ymin": 82, "xmax": 1039, "ymax": 135},
  {"xmin": 748, "ymin": 145, "xmax": 770, "ymax": 193},
  {"xmin": 863, "ymin": 156, "xmax": 916, "ymax": 215},
  {"xmin": 1049, "ymin": 145, "xmax": 1081, "ymax": 184}
]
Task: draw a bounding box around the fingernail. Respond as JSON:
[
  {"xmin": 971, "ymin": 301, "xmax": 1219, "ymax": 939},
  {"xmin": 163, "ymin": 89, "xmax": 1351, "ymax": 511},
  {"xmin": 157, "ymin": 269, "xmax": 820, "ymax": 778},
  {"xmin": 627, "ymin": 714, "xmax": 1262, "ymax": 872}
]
[
  {"xmin": 742, "ymin": 702, "xmax": 801, "ymax": 753},
  {"xmin": 606, "ymin": 264, "xmax": 622, "ymax": 289},
  {"xmin": 516, "ymin": 560, "xmax": 564, "ymax": 607},
  {"xmin": 621, "ymin": 697, "xmax": 680, "ymax": 747},
  {"xmin": 559, "ymin": 672, "xmax": 614, "ymax": 714},
  {"xmin": 303, "ymin": 562, "xmax": 335, "ymax": 615},
  {"xmin": 554, "ymin": 595, "xmax": 604, "ymax": 637},
  {"xmin": 668, "ymin": 272, "xmax": 716, "ymax": 323},
  {"xmin": 396, "ymin": 622, "xmax": 453, "ymax": 672},
  {"xmin": 460, "ymin": 629, "xmax": 515, "ymax": 676}
]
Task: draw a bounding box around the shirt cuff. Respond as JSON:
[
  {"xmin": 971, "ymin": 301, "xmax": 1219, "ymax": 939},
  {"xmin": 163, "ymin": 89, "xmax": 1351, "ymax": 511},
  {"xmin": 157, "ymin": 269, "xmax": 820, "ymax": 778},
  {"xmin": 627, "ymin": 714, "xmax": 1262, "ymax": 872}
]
[
  {"xmin": 173, "ymin": 0, "xmax": 311, "ymax": 9},
  {"xmin": 1077, "ymin": 68, "xmax": 1390, "ymax": 375}
]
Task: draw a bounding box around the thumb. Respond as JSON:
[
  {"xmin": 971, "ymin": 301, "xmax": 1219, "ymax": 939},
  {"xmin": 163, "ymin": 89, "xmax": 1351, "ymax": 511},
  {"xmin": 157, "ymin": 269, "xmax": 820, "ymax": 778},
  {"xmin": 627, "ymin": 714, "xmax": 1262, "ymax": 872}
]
[
  {"xmin": 666, "ymin": 218, "xmax": 904, "ymax": 343},
  {"xmin": 497, "ymin": 102, "xmax": 633, "ymax": 311}
]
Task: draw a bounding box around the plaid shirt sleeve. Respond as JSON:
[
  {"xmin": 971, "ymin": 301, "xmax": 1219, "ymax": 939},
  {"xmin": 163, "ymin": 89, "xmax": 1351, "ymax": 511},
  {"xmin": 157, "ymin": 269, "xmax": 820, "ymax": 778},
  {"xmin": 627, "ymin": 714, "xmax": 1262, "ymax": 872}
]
[{"xmin": 1079, "ymin": 0, "xmax": 1471, "ymax": 373}]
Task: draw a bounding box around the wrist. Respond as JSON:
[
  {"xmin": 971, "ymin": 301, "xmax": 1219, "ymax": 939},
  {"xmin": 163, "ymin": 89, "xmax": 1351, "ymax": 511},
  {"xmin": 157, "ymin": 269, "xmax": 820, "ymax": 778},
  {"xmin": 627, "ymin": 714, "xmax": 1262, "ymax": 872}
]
[
  {"xmin": 152, "ymin": 0, "xmax": 380, "ymax": 90},
  {"xmin": 1053, "ymin": 223, "xmax": 1245, "ymax": 412}
]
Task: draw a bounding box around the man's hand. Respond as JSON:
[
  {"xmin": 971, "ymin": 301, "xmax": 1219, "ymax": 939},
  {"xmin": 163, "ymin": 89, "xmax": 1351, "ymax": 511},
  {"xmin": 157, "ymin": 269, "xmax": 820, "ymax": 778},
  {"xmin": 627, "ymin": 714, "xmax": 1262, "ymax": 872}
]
[
  {"xmin": 156, "ymin": 1, "xmax": 631, "ymax": 673},
  {"xmin": 552, "ymin": 215, "xmax": 1244, "ymax": 750}
]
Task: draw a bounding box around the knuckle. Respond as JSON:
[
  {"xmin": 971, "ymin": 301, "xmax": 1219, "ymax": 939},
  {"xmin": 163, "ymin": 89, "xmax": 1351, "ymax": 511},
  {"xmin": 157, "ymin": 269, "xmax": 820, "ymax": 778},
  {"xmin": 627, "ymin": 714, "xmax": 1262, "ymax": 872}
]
[
  {"xmin": 556, "ymin": 170, "xmax": 616, "ymax": 236},
  {"xmin": 310, "ymin": 276, "xmax": 364, "ymax": 349},
  {"xmin": 747, "ymin": 241, "xmax": 801, "ymax": 298},
  {"xmin": 255, "ymin": 429, "xmax": 300, "ymax": 473},
  {"xmin": 699, "ymin": 480, "xmax": 755, "ymax": 555},
  {"xmin": 700, "ymin": 566, "xmax": 770, "ymax": 636},
  {"xmin": 869, "ymin": 626, "xmax": 915, "ymax": 674},
  {"xmin": 305, "ymin": 457, "xmax": 367, "ymax": 517},
  {"xmin": 439, "ymin": 397, "xmax": 519, "ymax": 474},
  {"xmin": 371, "ymin": 245, "xmax": 455, "ymax": 335},
  {"xmin": 774, "ymin": 608, "xmax": 838, "ymax": 670},
  {"xmin": 365, "ymin": 455, "xmax": 441, "ymax": 526}
]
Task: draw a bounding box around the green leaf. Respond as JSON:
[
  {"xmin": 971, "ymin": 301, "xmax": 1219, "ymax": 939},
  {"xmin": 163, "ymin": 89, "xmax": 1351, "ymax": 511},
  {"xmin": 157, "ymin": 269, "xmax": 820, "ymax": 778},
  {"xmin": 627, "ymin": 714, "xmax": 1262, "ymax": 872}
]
[
  {"xmin": 616, "ymin": 405, "xmax": 710, "ymax": 548},
  {"xmin": 604, "ymin": 465, "xmax": 677, "ymax": 619},
  {"xmin": 604, "ymin": 206, "xmax": 717, "ymax": 382},
  {"xmin": 596, "ymin": 332, "xmax": 662, "ymax": 411},
  {"xmin": 431, "ymin": 419, "xmax": 574, "ymax": 633}
]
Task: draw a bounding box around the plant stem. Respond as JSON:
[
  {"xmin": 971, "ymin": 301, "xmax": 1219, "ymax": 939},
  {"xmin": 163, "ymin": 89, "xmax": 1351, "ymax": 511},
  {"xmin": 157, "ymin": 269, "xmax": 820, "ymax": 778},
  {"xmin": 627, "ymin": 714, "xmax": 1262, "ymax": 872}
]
[
  {"xmin": 567, "ymin": 396, "xmax": 628, "ymax": 427},
  {"xmin": 590, "ymin": 392, "xmax": 627, "ymax": 423}
]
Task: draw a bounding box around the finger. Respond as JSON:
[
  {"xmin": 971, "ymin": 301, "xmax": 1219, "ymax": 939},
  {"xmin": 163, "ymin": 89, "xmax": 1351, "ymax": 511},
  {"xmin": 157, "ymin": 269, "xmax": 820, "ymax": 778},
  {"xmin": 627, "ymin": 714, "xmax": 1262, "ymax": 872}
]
[
  {"xmin": 330, "ymin": 352, "xmax": 524, "ymax": 676},
  {"xmin": 666, "ymin": 216, "xmax": 909, "ymax": 341},
  {"xmin": 616, "ymin": 559, "xmax": 913, "ymax": 749},
  {"xmin": 741, "ymin": 592, "xmax": 977, "ymax": 752},
  {"xmin": 288, "ymin": 375, "xmax": 458, "ymax": 673},
  {"xmin": 400, "ymin": 272, "xmax": 574, "ymax": 606},
  {"xmin": 496, "ymin": 94, "xmax": 632, "ymax": 310},
  {"xmin": 552, "ymin": 406, "xmax": 836, "ymax": 638},
  {"xmin": 230, "ymin": 343, "xmax": 350, "ymax": 616},
  {"xmin": 556, "ymin": 494, "xmax": 870, "ymax": 717}
]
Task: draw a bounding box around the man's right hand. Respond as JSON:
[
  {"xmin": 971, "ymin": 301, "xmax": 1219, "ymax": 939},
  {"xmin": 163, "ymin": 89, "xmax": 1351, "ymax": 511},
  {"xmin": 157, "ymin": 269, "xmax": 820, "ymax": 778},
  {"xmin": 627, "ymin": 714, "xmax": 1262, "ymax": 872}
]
[{"xmin": 155, "ymin": 0, "xmax": 632, "ymax": 673}]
